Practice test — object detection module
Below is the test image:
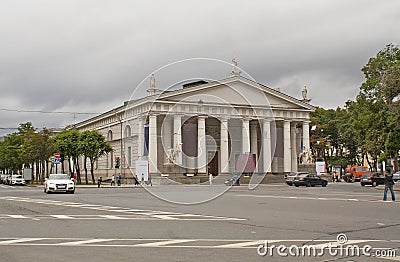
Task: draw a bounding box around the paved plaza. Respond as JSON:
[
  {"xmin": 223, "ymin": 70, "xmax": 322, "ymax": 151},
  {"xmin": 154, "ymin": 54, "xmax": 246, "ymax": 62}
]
[{"xmin": 0, "ymin": 182, "xmax": 398, "ymax": 261}]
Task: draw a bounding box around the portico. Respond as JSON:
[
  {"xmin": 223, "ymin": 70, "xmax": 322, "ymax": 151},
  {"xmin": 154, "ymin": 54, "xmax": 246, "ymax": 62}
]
[{"xmin": 74, "ymin": 74, "xmax": 315, "ymax": 181}]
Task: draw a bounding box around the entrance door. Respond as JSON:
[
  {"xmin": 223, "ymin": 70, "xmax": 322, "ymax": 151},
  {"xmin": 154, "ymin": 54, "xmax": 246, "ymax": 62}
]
[{"xmin": 208, "ymin": 151, "xmax": 219, "ymax": 176}]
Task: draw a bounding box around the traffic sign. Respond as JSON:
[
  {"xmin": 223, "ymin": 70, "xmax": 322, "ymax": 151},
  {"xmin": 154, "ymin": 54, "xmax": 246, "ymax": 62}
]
[
  {"xmin": 54, "ymin": 158, "xmax": 61, "ymax": 164},
  {"xmin": 54, "ymin": 153, "xmax": 61, "ymax": 159}
]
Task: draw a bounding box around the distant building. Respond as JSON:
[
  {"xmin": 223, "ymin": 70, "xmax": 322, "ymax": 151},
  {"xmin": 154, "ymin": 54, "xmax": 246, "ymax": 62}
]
[{"xmin": 74, "ymin": 73, "xmax": 315, "ymax": 181}]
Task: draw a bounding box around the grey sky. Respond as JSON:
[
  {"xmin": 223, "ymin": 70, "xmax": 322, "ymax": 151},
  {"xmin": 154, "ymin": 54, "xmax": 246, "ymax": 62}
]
[{"xmin": 1, "ymin": 0, "xmax": 399, "ymax": 135}]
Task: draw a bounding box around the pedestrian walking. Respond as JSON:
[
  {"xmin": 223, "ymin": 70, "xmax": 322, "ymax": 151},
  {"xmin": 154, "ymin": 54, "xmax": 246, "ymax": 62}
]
[
  {"xmin": 97, "ymin": 176, "xmax": 102, "ymax": 188},
  {"xmin": 117, "ymin": 175, "xmax": 121, "ymax": 186},
  {"xmin": 111, "ymin": 175, "xmax": 115, "ymax": 186},
  {"xmin": 209, "ymin": 173, "xmax": 213, "ymax": 185},
  {"xmin": 383, "ymin": 169, "xmax": 396, "ymax": 201},
  {"xmin": 133, "ymin": 176, "xmax": 139, "ymax": 186}
]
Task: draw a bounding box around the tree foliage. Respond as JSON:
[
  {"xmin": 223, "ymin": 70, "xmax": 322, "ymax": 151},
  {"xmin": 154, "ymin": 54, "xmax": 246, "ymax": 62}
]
[{"xmin": 310, "ymin": 44, "xmax": 400, "ymax": 172}]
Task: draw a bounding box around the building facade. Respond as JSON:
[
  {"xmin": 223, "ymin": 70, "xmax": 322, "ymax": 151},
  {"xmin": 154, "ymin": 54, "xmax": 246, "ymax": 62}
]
[{"xmin": 74, "ymin": 74, "xmax": 315, "ymax": 182}]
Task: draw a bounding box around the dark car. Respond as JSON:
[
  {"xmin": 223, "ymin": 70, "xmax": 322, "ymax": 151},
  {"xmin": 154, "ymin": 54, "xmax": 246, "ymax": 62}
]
[
  {"xmin": 285, "ymin": 172, "xmax": 309, "ymax": 186},
  {"xmin": 394, "ymin": 172, "xmax": 400, "ymax": 182},
  {"xmin": 293, "ymin": 174, "xmax": 328, "ymax": 187},
  {"xmin": 360, "ymin": 173, "xmax": 385, "ymax": 187}
]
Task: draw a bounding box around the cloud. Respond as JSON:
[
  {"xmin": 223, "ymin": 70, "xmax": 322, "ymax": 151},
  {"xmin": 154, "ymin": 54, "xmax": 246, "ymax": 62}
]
[{"xmin": 0, "ymin": 0, "xmax": 399, "ymax": 135}]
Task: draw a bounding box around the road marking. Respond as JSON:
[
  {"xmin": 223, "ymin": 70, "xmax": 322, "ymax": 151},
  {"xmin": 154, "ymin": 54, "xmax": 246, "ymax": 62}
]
[
  {"xmin": 0, "ymin": 238, "xmax": 45, "ymax": 245},
  {"xmin": 134, "ymin": 239, "xmax": 195, "ymax": 247},
  {"xmin": 216, "ymin": 240, "xmax": 278, "ymax": 248},
  {"xmin": 51, "ymin": 215, "xmax": 73, "ymax": 219},
  {"xmin": 235, "ymin": 194, "xmax": 399, "ymax": 204},
  {"xmin": 0, "ymin": 237, "xmax": 398, "ymax": 251},
  {"xmin": 56, "ymin": 239, "xmax": 113, "ymax": 246},
  {"xmin": 7, "ymin": 215, "xmax": 28, "ymax": 219},
  {"xmin": 99, "ymin": 215, "xmax": 129, "ymax": 220},
  {"xmin": 0, "ymin": 197, "xmax": 245, "ymax": 221}
]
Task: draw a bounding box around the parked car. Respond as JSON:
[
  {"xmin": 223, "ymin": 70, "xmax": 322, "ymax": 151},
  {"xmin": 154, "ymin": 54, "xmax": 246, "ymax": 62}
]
[
  {"xmin": 0, "ymin": 174, "xmax": 10, "ymax": 184},
  {"xmin": 293, "ymin": 173, "xmax": 328, "ymax": 187},
  {"xmin": 44, "ymin": 174, "xmax": 75, "ymax": 194},
  {"xmin": 360, "ymin": 172, "xmax": 385, "ymax": 187},
  {"xmin": 285, "ymin": 172, "xmax": 309, "ymax": 186},
  {"xmin": 9, "ymin": 174, "xmax": 26, "ymax": 186},
  {"xmin": 393, "ymin": 172, "xmax": 400, "ymax": 182}
]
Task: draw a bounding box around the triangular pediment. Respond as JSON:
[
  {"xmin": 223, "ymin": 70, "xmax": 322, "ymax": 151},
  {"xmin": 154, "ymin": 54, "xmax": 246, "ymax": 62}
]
[{"xmin": 157, "ymin": 76, "xmax": 314, "ymax": 111}]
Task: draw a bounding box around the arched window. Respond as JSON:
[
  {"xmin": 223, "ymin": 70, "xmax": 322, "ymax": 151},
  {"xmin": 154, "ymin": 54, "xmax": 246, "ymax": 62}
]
[
  {"xmin": 125, "ymin": 125, "xmax": 131, "ymax": 138},
  {"xmin": 107, "ymin": 130, "xmax": 113, "ymax": 141}
]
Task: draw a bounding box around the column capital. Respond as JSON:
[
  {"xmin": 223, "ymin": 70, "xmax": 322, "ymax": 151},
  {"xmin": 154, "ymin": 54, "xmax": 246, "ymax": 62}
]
[
  {"xmin": 220, "ymin": 116, "xmax": 230, "ymax": 122},
  {"xmin": 197, "ymin": 115, "xmax": 208, "ymax": 120},
  {"xmin": 242, "ymin": 117, "xmax": 252, "ymax": 122}
]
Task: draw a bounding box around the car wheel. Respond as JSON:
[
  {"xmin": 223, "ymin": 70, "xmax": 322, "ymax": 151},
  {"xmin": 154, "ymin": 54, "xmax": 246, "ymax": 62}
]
[
  {"xmin": 295, "ymin": 184, "xmax": 299, "ymax": 187},
  {"xmin": 361, "ymin": 183, "xmax": 365, "ymax": 187},
  {"xmin": 44, "ymin": 187, "xmax": 47, "ymax": 193},
  {"xmin": 68, "ymin": 190, "xmax": 75, "ymax": 194},
  {"xmin": 306, "ymin": 182, "xmax": 311, "ymax": 187},
  {"xmin": 322, "ymin": 182, "xmax": 327, "ymax": 187}
]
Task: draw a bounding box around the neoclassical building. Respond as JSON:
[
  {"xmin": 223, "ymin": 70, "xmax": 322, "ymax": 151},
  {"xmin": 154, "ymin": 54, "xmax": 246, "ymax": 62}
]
[{"xmin": 74, "ymin": 72, "xmax": 315, "ymax": 182}]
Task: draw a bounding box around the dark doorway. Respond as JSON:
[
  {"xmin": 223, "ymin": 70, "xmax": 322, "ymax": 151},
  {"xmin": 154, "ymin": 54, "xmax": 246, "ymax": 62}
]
[{"xmin": 208, "ymin": 151, "xmax": 219, "ymax": 176}]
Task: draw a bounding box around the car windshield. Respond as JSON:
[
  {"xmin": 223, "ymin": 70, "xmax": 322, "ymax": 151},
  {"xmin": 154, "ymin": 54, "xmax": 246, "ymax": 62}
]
[
  {"xmin": 298, "ymin": 174, "xmax": 308, "ymax": 178},
  {"xmin": 361, "ymin": 174, "xmax": 370, "ymax": 178},
  {"xmin": 355, "ymin": 167, "xmax": 368, "ymax": 172},
  {"xmin": 12, "ymin": 175, "xmax": 22, "ymax": 178},
  {"xmin": 49, "ymin": 174, "xmax": 70, "ymax": 180}
]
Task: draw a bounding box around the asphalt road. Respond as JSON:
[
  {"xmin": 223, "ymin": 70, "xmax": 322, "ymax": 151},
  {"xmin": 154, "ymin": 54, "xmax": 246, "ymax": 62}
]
[{"xmin": 0, "ymin": 182, "xmax": 398, "ymax": 262}]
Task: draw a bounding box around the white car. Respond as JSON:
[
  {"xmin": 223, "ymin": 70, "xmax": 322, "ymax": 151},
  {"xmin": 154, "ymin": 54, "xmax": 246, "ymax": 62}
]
[
  {"xmin": 9, "ymin": 174, "xmax": 26, "ymax": 186},
  {"xmin": 44, "ymin": 174, "xmax": 75, "ymax": 194}
]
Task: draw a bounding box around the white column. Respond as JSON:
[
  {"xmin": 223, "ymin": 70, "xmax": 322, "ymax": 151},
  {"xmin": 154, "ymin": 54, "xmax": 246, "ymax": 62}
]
[
  {"xmin": 137, "ymin": 116, "xmax": 144, "ymax": 158},
  {"xmin": 162, "ymin": 116, "xmax": 172, "ymax": 164},
  {"xmin": 220, "ymin": 118, "xmax": 229, "ymax": 174},
  {"xmin": 173, "ymin": 115, "xmax": 182, "ymax": 165},
  {"xmin": 302, "ymin": 121, "xmax": 310, "ymax": 151},
  {"xmin": 197, "ymin": 116, "xmax": 207, "ymax": 174},
  {"xmin": 262, "ymin": 119, "xmax": 272, "ymax": 173},
  {"xmin": 250, "ymin": 121, "xmax": 258, "ymax": 157},
  {"xmin": 149, "ymin": 114, "xmax": 158, "ymax": 174},
  {"xmin": 283, "ymin": 120, "xmax": 291, "ymax": 173},
  {"xmin": 291, "ymin": 123, "xmax": 298, "ymax": 172},
  {"xmin": 242, "ymin": 118, "xmax": 250, "ymax": 153}
]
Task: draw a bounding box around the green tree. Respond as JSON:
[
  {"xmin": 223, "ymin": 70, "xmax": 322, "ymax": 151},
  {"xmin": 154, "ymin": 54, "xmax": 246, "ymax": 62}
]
[
  {"xmin": 54, "ymin": 130, "xmax": 82, "ymax": 183},
  {"xmin": 79, "ymin": 130, "xmax": 112, "ymax": 184}
]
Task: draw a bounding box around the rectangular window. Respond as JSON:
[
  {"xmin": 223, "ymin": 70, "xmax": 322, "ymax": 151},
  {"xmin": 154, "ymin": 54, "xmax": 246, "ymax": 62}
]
[{"xmin": 127, "ymin": 146, "xmax": 132, "ymax": 167}]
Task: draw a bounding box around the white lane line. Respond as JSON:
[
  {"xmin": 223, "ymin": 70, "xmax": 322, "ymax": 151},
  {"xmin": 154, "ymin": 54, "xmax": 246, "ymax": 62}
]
[
  {"xmin": 0, "ymin": 238, "xmax": 45, "ymax": 245},
  {"xmin": 56, "ymin": 239, "xmax": 113, "ymax": 246},
  {"xmin": 236, "ymin": 194, "xmax": 399, "ymax": 204},
  {"xmin": 216, "ymin": 240, "xmax": 279, "ymax": 248},
  {"xmin": 99, "ymin": 215, "xmax": 129, "ymax": 220},
  {"xmin": 51, "ymin": 215, "xmax": 73, "ymax": 219},
  {"xmin": 7, "ymin": 215, "xmax": 28, "ymax": 219},
  {"xmin": 2, "ymin": 197, "xmax": 246, "ymax": 221},
  {"xmin": 151, "ymin": 215, "xmax": 179, "ymax": 220},
  {"xmin": 134, "ymin": 239, "xmax": 195, "ymax": 247}
]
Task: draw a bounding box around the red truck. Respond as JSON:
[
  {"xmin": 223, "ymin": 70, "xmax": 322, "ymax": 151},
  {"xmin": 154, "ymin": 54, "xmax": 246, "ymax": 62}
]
[{"xmin": 343, "ymin": 166, "xmax": 371, "ymax": 182}]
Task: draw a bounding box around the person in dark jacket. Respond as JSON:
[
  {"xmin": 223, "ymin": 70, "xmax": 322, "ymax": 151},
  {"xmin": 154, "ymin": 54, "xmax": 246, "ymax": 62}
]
[
  {"xmin": 97, "ymin": 176, "xmax": 102, "ymax": 188},
  {"xmin": 383, "ymin": 170, "xmax": 395, "ymax": 201}
]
